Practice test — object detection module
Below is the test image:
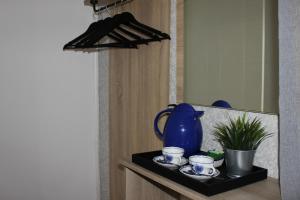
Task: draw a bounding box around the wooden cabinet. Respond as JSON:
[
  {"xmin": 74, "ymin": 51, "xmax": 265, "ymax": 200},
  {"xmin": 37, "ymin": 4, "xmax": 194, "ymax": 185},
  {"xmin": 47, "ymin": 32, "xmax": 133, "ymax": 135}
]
[
  {"xmin": 121, "ymin": 161, "xmax": 281, "ymax": 200},
  {"xmin": 109, "ymin": 1, "xmax": 171, "ymax": 199}
]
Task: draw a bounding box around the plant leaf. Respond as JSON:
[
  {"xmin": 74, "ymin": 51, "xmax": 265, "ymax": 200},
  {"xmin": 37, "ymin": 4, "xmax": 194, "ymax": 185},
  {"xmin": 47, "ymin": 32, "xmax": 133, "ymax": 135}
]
[{"xmin": 213, "ymin": 114, "xmax": 273, "ymax": 150}]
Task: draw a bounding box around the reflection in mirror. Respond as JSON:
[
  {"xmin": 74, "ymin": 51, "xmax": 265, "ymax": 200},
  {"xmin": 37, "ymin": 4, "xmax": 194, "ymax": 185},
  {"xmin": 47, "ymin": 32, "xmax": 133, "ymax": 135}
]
[{"xmin": 184, "ymin": 0, "xmax": 278, "ymax": 113}]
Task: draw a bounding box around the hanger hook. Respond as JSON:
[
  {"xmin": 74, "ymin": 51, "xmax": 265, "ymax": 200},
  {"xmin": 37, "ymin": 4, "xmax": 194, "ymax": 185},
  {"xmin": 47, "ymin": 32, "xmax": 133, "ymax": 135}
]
[
  {"xmin": 117, "ymin": 0, "xmax": 124, "ymax": 14},
  {"xmin": 113, "ymin": 1, "xmax": 117, "ymax": 15},
  {"xmin": 119, "ymin": 0, "xmax": 124, "ymax": 13},
  {"xmin": 91, "ymin": 0, "xmax": 99, "ymax": 13},
  {"xmin": 105, "ymin": 3, "xmax": 112, "ymax": 16}
]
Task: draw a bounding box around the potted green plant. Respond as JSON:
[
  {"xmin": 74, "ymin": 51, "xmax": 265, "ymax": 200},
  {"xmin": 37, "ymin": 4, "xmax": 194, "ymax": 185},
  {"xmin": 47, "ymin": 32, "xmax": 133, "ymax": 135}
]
[{"xmin": 213, "ymin": 114, "xmax": 272, "ymax": 177}]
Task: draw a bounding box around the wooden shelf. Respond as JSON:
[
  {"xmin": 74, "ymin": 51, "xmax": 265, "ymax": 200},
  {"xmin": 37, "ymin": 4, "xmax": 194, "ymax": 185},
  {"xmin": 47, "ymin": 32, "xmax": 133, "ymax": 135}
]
[{"xmin": 121, "ymin": 160, "xmax": 281, "ymax": 200}]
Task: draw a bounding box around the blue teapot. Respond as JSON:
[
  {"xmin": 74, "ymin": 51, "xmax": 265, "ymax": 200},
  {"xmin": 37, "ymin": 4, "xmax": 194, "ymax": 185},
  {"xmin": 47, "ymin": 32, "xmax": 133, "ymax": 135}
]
[{"xmin": 154, "ymin": 103, "xmax": 204, "ymax": 157}]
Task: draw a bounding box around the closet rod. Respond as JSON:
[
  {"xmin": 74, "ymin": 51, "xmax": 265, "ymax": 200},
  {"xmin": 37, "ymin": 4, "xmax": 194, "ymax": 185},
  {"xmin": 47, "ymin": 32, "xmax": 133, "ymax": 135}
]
[{"xmin": 90, "ymin": 0, "xmax": 132, "ymax": 13}]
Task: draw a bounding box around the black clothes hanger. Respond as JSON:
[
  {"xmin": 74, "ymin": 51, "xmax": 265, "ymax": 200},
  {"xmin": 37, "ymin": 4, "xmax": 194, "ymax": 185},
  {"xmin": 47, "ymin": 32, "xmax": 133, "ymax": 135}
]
[
  {"xmin": 116, "ymin": 12, "xmax": 171, "ymax": 39},
  {"xmin": 65, "ymin": 17, "xmax": 136, "ymax": 49},
  {"xmin": 63, "ymin": 12, "xmax": 170, "ymax": 50},
  {"xmin": 64, "ymin": 17, "xmax": 137, "ymax": 49},
  {"xmin": 74, "ymin": 13, "xmax": 159, "ymax": 48}
]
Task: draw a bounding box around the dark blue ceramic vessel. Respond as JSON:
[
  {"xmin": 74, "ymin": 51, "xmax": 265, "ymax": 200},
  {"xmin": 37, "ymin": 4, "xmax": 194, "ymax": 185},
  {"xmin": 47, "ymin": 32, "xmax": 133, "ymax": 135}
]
[
  {"xmin": 211, "ymin": 100, "xmax": 232, "ymax": 109},
  {"xmin": 154, "ymin": 103, "xmax": 204, "ymax": 157}
]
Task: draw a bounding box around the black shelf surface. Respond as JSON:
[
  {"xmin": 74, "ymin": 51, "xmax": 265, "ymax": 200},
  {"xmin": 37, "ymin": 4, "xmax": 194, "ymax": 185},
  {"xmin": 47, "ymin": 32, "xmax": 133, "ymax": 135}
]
[{"xmin": 132, "ymin": 150, "xmax": 267, "ymax": 196}]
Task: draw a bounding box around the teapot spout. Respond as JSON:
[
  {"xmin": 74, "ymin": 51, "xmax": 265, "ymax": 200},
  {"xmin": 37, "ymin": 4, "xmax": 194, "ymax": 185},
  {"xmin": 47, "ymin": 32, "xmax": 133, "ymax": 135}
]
[{"xmin": 195, "ymin": 111, "xmax": 204, "ymax": 118}]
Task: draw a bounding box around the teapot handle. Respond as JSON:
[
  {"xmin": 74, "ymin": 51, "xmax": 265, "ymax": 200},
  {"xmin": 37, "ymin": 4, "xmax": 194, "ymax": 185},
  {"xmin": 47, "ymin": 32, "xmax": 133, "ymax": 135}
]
[
  {"xmin": 195, "ymin": 111, "xmax": 204, "ymax": 118},
  {"xmin": 154, "ymin": 108, "xmax": 173, "ymax": 140}
]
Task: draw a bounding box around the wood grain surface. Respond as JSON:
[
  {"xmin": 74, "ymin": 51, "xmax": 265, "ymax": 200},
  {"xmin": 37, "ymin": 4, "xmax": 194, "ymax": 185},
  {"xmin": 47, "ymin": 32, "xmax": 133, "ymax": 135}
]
[
  {"xmin": 109, "ymin": 1, "xmax": 171, "ymax": 199},
  {"xmin": 125, "ymin": 168, "xmax": 179, "ymax": 200},
  {"xmin": 176, "ymin": 0, "xmax": 184, "ymax": 102},
  {"xmin": 121, "ymin": 161, "xmax": 281, "ymax": 200}
]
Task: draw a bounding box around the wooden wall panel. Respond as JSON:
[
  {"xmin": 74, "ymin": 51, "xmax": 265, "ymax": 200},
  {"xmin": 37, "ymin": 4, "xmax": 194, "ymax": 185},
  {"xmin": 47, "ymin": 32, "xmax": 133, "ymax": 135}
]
[
  {"xmin": 125, "ymin": 169, "xmax": 179, "ymax": 200},
  {"xmin": 176, "ymin": 0, "xmax": 184, "ymax": 102},
  {"xmin": 109, "ymin": 1, "xmax": 170, "ymax": 200}
]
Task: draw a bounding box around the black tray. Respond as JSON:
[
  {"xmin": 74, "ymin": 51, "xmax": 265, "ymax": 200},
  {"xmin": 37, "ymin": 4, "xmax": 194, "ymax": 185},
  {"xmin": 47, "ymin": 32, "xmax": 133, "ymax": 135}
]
[{"xmin": 132, "ymin": 150, "xmax": 267, "ymax": 196}]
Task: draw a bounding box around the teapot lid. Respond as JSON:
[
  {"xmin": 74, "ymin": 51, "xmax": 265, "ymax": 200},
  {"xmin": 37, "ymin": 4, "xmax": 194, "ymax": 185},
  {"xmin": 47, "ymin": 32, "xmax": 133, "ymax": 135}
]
[{"xmin": 174, "ymin": 103, "xmax": 195, "ymax": 112}]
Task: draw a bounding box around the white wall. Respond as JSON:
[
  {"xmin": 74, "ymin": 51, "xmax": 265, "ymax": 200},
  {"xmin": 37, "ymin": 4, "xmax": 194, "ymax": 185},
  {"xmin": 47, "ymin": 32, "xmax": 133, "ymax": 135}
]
[
  {"xmin": 279, "ymin": 0, "xmax": 300, "ymax": 198},
  {"xmin": 0, "ymin": 1, "xmax": 99, "ymax": 200}
]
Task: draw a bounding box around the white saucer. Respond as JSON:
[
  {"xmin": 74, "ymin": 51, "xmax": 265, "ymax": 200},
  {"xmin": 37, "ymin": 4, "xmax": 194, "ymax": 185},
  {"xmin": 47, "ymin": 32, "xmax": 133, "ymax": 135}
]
[
  {"xmin": 153, "ymin": 155, "xmax": 188, "ymax": 170},
  {"xmin": 179, "ymin": 165, "xmax": 220, "ymax": 181}
]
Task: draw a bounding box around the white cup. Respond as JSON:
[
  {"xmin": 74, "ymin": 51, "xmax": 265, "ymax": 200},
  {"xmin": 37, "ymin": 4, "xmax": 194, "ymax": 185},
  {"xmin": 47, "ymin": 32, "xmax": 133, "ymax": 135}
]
[
  {"xmin": 189, "ymin": 155, "xmax": 216, "ymax": 176},
  {"xmin": 162, "ymin": 147, "xmax": 184, "ymax": 165}
]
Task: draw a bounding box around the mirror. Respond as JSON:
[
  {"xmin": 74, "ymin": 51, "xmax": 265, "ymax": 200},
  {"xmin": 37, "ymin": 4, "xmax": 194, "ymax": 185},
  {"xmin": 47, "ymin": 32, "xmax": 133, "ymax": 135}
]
[{"xmin": 183, "ymin": 0, "xmax": 278, "ymax": 113}]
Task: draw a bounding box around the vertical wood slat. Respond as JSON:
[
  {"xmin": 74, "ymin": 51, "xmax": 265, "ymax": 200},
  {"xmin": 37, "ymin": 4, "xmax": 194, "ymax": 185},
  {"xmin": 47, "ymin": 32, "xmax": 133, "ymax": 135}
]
[
  {"xmin": 176, "ymin": 0, "xmax": 184, "ymax": 102},
  {"xmin": 109, "ymin": 1, "xmax": 170, "ymax": 199},
  {"xmin": 125, "ymin": 169, "xmax": 179, "ymax": 200}
]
